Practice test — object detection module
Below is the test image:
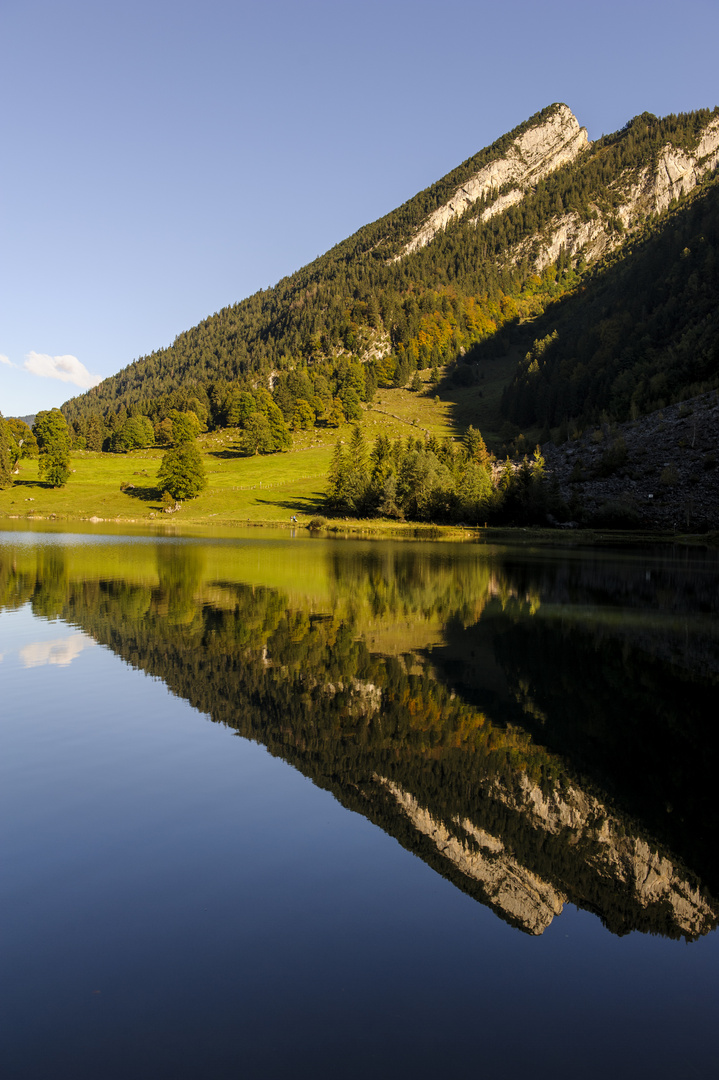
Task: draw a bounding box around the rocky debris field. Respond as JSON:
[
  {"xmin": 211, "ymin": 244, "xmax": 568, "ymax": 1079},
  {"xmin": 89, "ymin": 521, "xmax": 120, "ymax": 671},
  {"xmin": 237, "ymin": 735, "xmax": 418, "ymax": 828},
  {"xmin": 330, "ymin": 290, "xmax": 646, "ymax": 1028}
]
[{"xmin": 543, "ymin": 391, "xmax": 719, "ymax": 531}]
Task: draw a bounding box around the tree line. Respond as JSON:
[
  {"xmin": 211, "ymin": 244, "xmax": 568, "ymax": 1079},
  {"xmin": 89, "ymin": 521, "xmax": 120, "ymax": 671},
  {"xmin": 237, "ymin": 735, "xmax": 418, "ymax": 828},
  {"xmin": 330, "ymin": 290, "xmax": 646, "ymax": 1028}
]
[
  {"xmin": 0, "ymin": 407, "xmax": 207, "ymax": 501},
  {"xmin": 0, "ymin": 410, "xmax": 69, "ymax": 489},
  {"xmin": 325, "ymin": 424, "xmax": 557, "ymax": 525}
]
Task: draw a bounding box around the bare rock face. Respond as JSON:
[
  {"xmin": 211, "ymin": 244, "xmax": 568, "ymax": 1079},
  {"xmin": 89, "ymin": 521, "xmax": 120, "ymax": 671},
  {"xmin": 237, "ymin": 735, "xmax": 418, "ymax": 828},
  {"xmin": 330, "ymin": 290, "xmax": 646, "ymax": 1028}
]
[
  {"xmin": 321, "ymin": 678, "xmax": 383, "ymax": 718},
  {"xmin": 624, "ymin": 116, "xmax": 719, "ymax": 221},
  {"xmin": 396, "ymin": 104, "xmax": 589, "ymax": 259},
  {"xmin": 399, "ymin": 106, "xmax": 719, "ymax": 276},
  {"xmin": 519, "ymin": 114, "xmax": 719, "ymax": 273}
]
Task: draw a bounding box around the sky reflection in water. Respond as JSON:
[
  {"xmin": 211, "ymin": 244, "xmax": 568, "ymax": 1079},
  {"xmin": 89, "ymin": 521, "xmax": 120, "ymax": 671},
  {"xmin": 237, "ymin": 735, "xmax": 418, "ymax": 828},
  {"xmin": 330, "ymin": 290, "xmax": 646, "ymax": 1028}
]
[{"xmin": 1, "ymin": 531, "xmax": 717, "ymax": 1079}]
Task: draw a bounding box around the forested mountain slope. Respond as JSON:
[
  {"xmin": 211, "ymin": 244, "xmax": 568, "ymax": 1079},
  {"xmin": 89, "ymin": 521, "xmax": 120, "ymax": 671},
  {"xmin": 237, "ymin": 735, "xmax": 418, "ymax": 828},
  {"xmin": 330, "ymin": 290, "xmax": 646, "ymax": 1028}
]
[
  {"xmin": 492, "ymin": 173, "xmax": 719, "ymax": 429},
  {"xmin": 62, "ymin": 104, "xmax": 719, "ymax": 443}
]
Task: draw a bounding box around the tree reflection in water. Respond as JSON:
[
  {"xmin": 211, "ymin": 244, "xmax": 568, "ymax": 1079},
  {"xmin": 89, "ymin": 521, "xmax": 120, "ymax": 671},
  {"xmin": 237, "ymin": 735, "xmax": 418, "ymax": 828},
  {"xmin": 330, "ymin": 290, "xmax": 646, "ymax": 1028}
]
[{"xmin": 2, "ymin": 534, "xmax": 717, "ymax": 938}]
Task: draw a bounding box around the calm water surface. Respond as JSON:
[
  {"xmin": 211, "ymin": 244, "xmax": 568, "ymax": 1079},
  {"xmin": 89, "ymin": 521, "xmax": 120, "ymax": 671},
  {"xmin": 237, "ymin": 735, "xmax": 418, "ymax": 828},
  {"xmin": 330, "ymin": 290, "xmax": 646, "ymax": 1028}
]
[{"xmin": 1, "ymin": 529, "xmax": 717, "ymax": 1078}]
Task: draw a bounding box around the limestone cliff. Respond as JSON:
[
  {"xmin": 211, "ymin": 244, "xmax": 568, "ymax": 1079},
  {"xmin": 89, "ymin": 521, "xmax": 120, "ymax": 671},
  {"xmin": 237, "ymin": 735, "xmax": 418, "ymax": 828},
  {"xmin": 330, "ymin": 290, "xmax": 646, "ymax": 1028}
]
[
  {"xmin": 516, "ymin": 114, "xmax": 719, "ymax": 272},
  {"xmin": 396, "ymin": 104, "xmax": 589, "ymax": 259},
  {"xmin": 496, "ymin": 772, "xmax": 715, "ymax": 939},
  {"xmin": 396, "ymin": 107, "xmax": 719, "ymax": 278}
]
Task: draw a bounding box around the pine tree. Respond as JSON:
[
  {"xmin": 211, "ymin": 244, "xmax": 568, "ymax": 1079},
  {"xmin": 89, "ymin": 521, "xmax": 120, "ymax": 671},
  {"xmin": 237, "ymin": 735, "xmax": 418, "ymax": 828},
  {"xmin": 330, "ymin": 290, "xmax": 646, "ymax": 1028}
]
[
  {"xmin": 171, "ymin": 411, "xmax": 201, "ymax": 444},
  {"xmin": 460, "ymin": 461, "xmax": 494, "ymax": 522},
  {"xmin": 86, "ymin": 414, "xmax": 104, "ymax": 451},
  {"xmin": 327, "ymin": 440, "xmax": 349, "ymax": 507},
  {"xmin": 369, "ymin": 433, "xmax": 393, "ymax": 493},
  {"xmin": 463, "ymin": 425, "xmax": 491, "ymax": 466},
  {"xmin": 345, "ymin": 425, "xmax": 369, "ymax": 511}
]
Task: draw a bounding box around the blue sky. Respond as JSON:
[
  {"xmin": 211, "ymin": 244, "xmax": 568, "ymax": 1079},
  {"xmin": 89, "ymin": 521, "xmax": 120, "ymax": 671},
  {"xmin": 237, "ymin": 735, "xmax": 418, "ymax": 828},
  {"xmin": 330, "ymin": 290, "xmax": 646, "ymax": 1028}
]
[{"xmin": 2, "ymin": 0, "xmax": 718, "ymax": 417}]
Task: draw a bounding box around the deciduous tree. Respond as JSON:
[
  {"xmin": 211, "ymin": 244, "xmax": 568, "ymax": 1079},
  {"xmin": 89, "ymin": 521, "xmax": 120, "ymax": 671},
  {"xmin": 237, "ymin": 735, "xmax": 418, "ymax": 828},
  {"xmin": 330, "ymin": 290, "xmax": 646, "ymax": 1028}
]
[
  {"xmin": 34, "ymin": 409, "xmax": 71, "ymax": 487},
  {"xmin": 0, "ymin": 416, "xmax": 13, "ymax": 488},
  {"xmin": 157, "ymin": 442, "xmax": 206, "ymax": 500},
  {"xmin": 6, "ymin": 418, "xmax": 37, "ymax": 459},
  {"xmin": 243, "ymin": 412, "xmax": 274, "ymax": 455}
]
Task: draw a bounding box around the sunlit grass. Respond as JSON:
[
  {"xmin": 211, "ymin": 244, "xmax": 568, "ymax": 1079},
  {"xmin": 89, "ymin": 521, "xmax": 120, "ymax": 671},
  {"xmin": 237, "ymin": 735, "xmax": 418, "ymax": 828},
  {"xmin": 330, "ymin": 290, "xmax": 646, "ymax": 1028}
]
[{"xmin": 0, "ymin": 380, "xmax": 466, "ymax": 529}]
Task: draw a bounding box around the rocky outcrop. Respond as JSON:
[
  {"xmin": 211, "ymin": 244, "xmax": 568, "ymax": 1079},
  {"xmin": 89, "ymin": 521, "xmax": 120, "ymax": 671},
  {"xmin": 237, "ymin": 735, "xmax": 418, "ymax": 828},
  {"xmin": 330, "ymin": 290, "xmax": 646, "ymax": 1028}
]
[
  {"xmin": 322, "ymin": 678, "xmax": 383, "ymax": 717},
  {"xmin": 398, "ymin": 107, "xmax": 719, "ymax": 275},
  {"xmin": 518, "ymin": 115, "xmax": 719, "ymax": 272},
  {"xmin": 396, "ymin": 104, "xmax": 589, "ymax": 259},
  {"xmin": 490, "ymin": 772, "xmax": 716, "ymax": 939},
  {"xmin": 620, "ymin": 116, "xmax": 719, "ymax": 224}
]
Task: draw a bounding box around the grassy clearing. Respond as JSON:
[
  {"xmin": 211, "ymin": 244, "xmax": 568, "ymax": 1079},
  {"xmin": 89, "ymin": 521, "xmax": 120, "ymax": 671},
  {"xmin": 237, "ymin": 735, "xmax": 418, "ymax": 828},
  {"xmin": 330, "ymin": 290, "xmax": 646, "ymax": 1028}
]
[
  {"xmin": 1, "ymin": 363, "xmax": 699, "ymax": 547},
  {"xmin": 1, "ymin": 446, "xmax": 331, "ymax": 526},
  {"xmin": 0, "ymin": 370, "xmax": 471, "ymax": 529},
  {"xmin": 368, "ymin": 375, "xmax": 455, "ymax": 439}
]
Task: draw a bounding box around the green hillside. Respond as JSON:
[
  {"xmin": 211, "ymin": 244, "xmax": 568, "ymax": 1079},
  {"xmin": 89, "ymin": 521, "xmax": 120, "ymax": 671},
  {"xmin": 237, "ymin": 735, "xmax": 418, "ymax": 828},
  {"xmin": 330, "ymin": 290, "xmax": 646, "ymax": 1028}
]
[
  {"xmin": 498, "ymin": 175, "xmax": 719, "ymax": 433},
  {"xmin": 0, "ymin": 373, "xmax": 465, "ymax": 528},
  {"xmin": 61, "ymin": 105, "xmax": 718, "ymax": 451}
]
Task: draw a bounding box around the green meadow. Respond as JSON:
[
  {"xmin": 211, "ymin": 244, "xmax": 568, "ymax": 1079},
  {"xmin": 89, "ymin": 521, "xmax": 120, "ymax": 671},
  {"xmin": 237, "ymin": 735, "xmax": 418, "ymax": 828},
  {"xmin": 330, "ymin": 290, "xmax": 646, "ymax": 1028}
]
[
  {"xmin": 2, "ymin": 439, "xmax": 333, "ymax": 527},
  {"xmin": 0, "ymin": 379, "xmax": 467, "ymax": 533}
]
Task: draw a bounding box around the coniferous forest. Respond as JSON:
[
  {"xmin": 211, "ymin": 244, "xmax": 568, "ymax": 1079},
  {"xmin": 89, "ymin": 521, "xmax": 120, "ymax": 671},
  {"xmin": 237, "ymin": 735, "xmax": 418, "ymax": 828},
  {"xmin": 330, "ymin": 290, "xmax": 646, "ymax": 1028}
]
[
  {"xmin": 498, "ymin": 179, "xmax": 719, "ymax": 429},
  {"xmin": 58, "ymin": 105, "xmax": 719, "ymax": 470}
]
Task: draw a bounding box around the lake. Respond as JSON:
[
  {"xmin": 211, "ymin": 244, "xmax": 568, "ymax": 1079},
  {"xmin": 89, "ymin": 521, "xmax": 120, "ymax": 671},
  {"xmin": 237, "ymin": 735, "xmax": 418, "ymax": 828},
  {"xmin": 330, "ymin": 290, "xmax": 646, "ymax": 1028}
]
[{"xmin": 1, "ymin": 527, "xmax": 717, "ymax": 1078}]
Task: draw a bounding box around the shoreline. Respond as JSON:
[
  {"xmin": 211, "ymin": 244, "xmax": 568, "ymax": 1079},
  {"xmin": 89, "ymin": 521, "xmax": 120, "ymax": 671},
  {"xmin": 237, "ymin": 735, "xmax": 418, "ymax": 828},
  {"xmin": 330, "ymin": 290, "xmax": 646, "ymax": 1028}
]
[{"xmin": 1, "ymin": 512, "xmax": 715, "ymax": 549}]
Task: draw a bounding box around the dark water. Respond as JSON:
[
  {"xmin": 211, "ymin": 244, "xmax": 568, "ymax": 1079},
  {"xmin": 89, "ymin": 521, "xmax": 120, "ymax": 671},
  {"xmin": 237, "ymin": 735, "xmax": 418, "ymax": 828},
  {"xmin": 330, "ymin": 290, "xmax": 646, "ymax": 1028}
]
[{"xmin": 1, "ymin": 529, "xmax": 718, "ymax": 1078}]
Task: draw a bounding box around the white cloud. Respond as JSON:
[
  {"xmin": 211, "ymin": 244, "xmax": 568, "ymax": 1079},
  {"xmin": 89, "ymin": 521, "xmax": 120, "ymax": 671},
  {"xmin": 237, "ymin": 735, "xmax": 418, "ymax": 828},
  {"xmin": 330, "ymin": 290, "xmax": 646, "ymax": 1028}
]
[
  {"xmin": 23, "ymin": 351, "xmax": 102, "ymax": 389},
  {"xmin": 19, "ymin": 633, "xmax": 96, "ymax": 669},
  {"xmin": 0, "ymin": 354, "xmax": 11, "ymax": 365}
]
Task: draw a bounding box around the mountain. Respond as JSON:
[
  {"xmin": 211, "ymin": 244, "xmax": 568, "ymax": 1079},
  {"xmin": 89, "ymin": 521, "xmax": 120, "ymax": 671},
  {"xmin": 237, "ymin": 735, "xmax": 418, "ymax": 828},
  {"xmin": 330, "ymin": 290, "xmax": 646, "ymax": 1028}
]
[
  {"xmin": 395, "ymin": 103, "xmax": 589, "ymax": 256},
  {"xmin": 62, "ymin": 103, "xmax": 719, "ymax": 450},
  {"xmin": 497, "ymin": 177, "xmax": 719, "ymax": 431}
]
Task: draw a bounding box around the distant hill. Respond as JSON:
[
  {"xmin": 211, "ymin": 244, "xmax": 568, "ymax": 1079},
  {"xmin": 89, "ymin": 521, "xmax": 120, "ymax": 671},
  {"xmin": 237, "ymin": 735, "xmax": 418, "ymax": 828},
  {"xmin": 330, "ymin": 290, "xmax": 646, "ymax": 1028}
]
[{"xmin": 62, "ymin": 103, "xmax": 719, "ymax": 448}]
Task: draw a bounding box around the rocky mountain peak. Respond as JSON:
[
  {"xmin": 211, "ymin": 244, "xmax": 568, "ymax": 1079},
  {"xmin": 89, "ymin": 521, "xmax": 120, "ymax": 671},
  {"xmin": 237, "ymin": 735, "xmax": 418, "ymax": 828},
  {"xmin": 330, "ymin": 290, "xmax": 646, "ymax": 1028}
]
[
  {"xmin": 514, "ymin": 112, "xmax": 719, "ymax": 274},
  {"xmin": 396, "ymin": 103, "xmax": 589, "ymax": 259}
]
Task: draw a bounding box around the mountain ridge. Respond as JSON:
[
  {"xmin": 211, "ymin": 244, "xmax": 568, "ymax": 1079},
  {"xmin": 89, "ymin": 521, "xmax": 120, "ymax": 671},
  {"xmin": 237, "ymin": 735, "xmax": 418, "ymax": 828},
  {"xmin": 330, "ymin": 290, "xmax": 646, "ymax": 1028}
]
[
  {"xmin": 61, "ymin": 103, "xmax": 719, "ymax": 464},
  {"xmin": 396, "ymin": 103, "xmax": 590, "ymax": 257}
]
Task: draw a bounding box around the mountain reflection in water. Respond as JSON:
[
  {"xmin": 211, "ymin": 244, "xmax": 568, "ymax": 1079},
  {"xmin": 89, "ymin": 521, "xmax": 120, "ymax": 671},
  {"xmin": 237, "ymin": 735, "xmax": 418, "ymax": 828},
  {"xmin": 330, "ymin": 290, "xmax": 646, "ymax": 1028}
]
[{"xmin": 1, "ymin": 533, "xmax": 717, "ymax": 939}]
